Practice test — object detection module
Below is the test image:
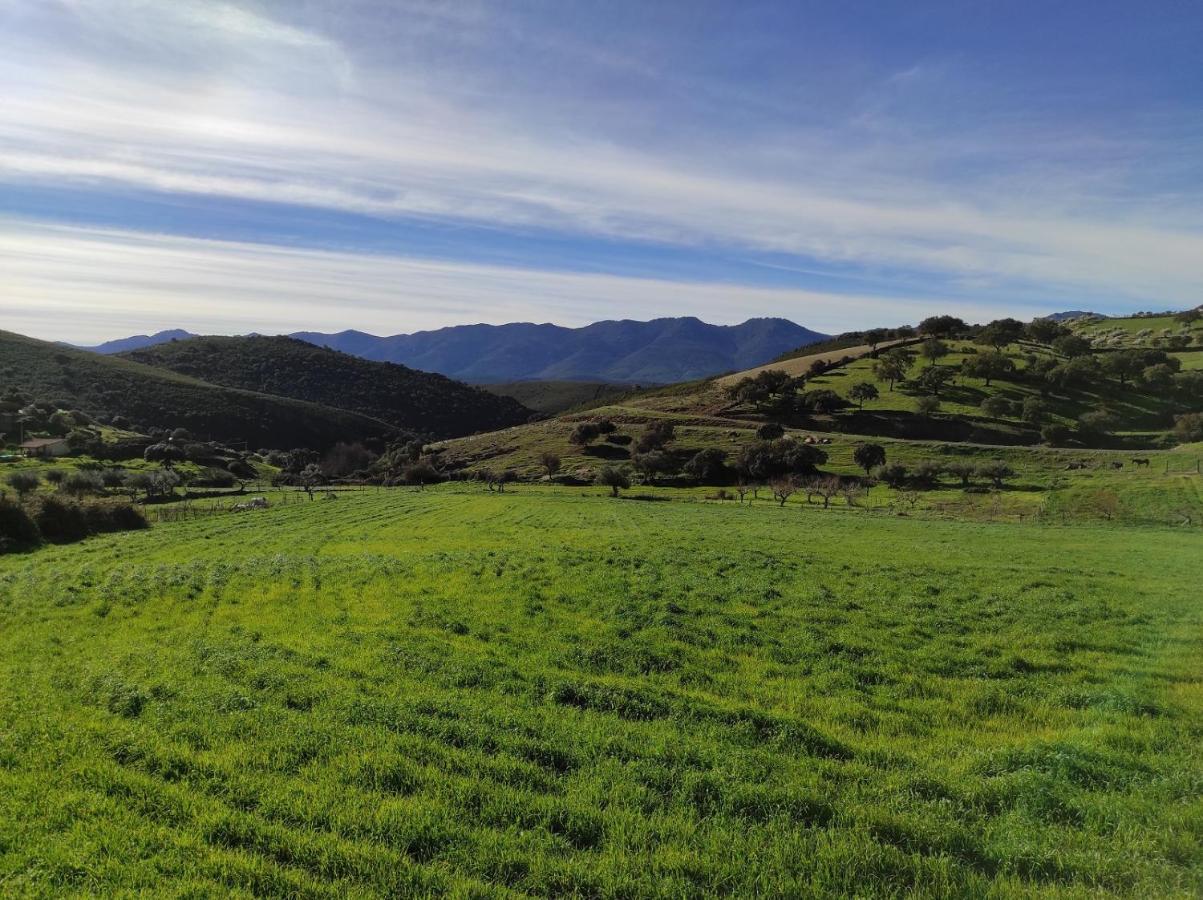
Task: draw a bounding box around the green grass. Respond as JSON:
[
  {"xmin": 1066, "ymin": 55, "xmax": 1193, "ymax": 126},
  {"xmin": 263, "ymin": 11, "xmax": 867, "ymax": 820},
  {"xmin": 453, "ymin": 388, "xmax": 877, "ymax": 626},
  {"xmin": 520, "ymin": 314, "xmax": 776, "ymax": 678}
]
[
  {"xmin": 1072, "ymin": 314, "xmax": 1203, "ymax": 350},
  {"xmin": 1, "ymin": 487, "xmax": 1201, "ymax": 896}
]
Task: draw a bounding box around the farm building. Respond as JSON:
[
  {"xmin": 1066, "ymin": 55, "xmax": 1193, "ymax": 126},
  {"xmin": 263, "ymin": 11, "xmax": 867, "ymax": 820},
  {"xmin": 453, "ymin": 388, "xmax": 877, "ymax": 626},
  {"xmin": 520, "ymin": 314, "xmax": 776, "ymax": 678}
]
[{"xmin": 19, "ymin": 437, "xmax": 71, "ymax": 458}]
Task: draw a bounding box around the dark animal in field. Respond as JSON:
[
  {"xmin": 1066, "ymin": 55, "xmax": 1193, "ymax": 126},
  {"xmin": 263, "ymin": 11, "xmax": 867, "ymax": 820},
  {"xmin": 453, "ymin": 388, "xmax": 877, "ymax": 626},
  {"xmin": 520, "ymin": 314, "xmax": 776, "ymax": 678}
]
[
  {"xmin": 1111, "ymin": 461, "xmax": 1123, "ymax": 470},
  {"xmin": 1131, "ymin": 458, "xmax": 1150, "ymax": 468},
  {"xmin": 1065, "ymin": 462, "xmax": 1086, "ymax": 470}
]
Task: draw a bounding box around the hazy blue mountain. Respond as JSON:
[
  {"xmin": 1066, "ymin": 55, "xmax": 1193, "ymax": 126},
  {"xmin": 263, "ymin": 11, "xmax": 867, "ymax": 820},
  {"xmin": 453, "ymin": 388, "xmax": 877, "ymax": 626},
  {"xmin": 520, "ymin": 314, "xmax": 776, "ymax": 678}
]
[
  {"xmin": 1043, "ymin": 311, "xmax": 1104, "ymax": 322},
  {"xmin": 290, "ymin": 317, "xmax": 827, "ymax": 383},
  {"xmin": 81, "ymin": 329, "xmax": 197, "ymax": 354}
]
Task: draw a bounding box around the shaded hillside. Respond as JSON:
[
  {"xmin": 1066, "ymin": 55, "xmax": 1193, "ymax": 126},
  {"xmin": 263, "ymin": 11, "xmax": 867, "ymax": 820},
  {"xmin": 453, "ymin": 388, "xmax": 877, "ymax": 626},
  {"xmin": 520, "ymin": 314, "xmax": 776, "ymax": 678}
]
[
  {"xmin": 123, "ymin": 335, "xmax": 533, "ymax": 438},
  {"xmin": 482, "ymin": 380, "xmax": 636, "ymax": 414},
  {"xmin": 292, "ymin": 316, "xmax": 827, "ymax": 382},
  {"xmin": 0, "ymin": 331, "xmax": 391, "ymax": 449}
]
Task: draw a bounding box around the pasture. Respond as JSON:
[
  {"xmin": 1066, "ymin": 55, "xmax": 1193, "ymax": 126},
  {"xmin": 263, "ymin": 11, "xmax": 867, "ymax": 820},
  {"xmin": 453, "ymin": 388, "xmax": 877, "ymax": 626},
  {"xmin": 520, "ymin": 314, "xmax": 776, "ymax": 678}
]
[{"xmin": 1, "ymin": 487, "xmax": 1200, "ymax": 896}]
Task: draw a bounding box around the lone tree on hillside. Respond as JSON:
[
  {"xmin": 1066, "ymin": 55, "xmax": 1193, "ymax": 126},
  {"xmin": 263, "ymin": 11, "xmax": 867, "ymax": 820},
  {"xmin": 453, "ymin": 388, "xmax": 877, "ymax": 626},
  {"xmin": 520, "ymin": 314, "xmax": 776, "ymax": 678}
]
[
  {"xmin": 298, "ymin": 463, "xmax": 326, "ymax": 499},
  {"xmin": 853, "ymin": 443, "xmax": 886, "ymax": 475},
  {"xmin": 540, "ymin": 452, "xmax": 561, "ymax": 477},
  {"xmin": 6, "ymin": 471, "xmax": 40, "ymax": 501},
  {"xmin": 595, "ymin": 465, "xmax": 631, "ymax": 497},
  {"xmin": 873, "ymin": 354, "xmax": 909, "ymax": 392},
  {"xmin": 915, "ymin": 366, "xmax": 954, "ymax": 396},
  {"xmin": 569, "ymin": 422, "xmax": 601, "ymax": 446},
  {"xmin": 920, "ymin": 338, "xmax": 950, "ymax": 367},
  {"xmin": 915, "ymin": 395, "xmax": 941, "ymax": 418},
  {"xmin": 848, "ymin": 382, "xmax": 879, "ymax": 409},
  {"xmin": 636, "ymin": 421, "xmax": 676, "ymax": 454},
  {"xmin": 918, "ymin": 315, "xmax": 966, "ymax": 337},
  {"xmin": 962, "ymin": 350, "xmax": 1014, "ymax": 386},
  {"xmin": 144, "ymin": 442, "xmax": 186, "ymax": 469},
  {"xmin": 945, "ymin": 460, "xmax": 976, "ymax": 487}
]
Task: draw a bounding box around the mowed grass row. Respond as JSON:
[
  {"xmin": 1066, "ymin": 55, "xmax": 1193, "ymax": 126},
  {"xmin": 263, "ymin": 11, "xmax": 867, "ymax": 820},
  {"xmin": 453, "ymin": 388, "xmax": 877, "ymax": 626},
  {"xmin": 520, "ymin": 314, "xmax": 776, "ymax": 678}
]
[{"xmin": 1, "ymin": 489, "xmax": 1200, "ymax": 896}]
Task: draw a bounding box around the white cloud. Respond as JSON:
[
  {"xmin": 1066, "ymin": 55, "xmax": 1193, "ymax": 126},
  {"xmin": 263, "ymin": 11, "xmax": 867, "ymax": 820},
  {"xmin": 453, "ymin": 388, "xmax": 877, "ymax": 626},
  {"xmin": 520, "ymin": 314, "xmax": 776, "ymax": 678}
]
[
  {"xmin": 0, "ymin": 221, "xmax": 1037, "ymax": 343},
  {"xmin": 1, "ymin": 0, "xmax": 1201, "ymax": 327}
]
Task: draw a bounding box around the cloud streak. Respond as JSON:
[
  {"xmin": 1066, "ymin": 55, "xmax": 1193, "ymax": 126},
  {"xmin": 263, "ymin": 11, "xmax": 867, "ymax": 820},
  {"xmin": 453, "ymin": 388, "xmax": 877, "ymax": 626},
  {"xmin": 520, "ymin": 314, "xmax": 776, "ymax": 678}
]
[
  {"xmin": 1, "ymin": 0, "xmax": 1201, "ymax": 334},
  {"xmin": 0, "ymin": 222, "xmax": 1038, "ymax": 343}
]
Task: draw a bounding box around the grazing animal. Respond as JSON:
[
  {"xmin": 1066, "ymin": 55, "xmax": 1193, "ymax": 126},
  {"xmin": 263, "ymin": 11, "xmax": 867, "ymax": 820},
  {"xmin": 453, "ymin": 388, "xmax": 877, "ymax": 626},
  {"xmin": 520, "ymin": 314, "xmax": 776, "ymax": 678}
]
[
  {"xmin": 1111, "ymin": 461, "xmax": 1123, "ymax": 470},
  {"xmin": 232, "ymin": 497, "xmax": 268, "ymax": 511},
  {"xmin": 1065, "ymin": 462, "xmax": 1086, "ymax": 471},
  {"xmin": 1131, "ymin": 458, "xmax": 1150, "ymax": 468}
]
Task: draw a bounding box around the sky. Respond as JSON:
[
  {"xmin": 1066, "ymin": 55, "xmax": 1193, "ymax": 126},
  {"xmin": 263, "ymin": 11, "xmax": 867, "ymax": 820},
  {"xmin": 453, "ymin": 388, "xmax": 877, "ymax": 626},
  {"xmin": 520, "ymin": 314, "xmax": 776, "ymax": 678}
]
[{"xmin": 1, "ymin": 1, "xmax": 1201, "ymax": 343}]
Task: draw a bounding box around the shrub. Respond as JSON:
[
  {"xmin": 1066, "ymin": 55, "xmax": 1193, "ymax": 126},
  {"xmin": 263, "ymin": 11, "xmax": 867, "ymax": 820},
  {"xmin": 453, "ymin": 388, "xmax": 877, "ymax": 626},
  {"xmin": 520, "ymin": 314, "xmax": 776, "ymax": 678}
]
[
  {"xmin": 980, "ymin": 395, "xmax": 1013, "ymax": 418},
  {"xmin": 756, "ymin": 422, "xmax": 785, "ymax": 440},
  {"xmin": 83, "ymin": 502, "xmax": 148, "ymax": 534},
  {"xmin": 61, "ymin": 471, "xmax": 103, "ymax": 497},
  {"xmin": 977, "ymin": 461, "xmax": 1014, "ymax": 488},
  {"xmin": 945, "ymin": 461, "xmax": 976, "ymax": 487},
  {"xmin": 873, "ymin": 463, "xmax": 907, "ymax": 488},
  {"xmin": 540, "ymin": 452, "xmax": 562, "ymax": 477},
  {"xmin": 5, "ymin": 471, "xmax": 40, "ymax": 500},
  {"xmin": 1173, "ymin": 412, "xmax": 1203, "ymax": 443},
  {"xmin": 31, "ymin": 496, "xmax": 90, "ymax": 543},
  {"xmin": 911, "ymin": 461, "xmax": 942, "ymax": 485},
  {"xmin": 0, "ymin": 498, "xmax": 41, "ymax": 552},
  {"xmin": 1041, "ymin": 423, "xmax": 1071, "ymax": 446},
  {"xmin": 595, "ymin": 465, "xmax": 631, "ymax": 497},
  {"xmin": 915, "ymin": 395, "xmax": 941, "ymax": 417},
  {"xmin": 683, "ymin": 448, "xmax": 730, "ymax": 484},
  {"xmin": 636, "ymin": 422, "xmax": 676, "ymax": 453},
  {"xmin": 43, "ymin": 469, "xmax": 66, "ymax": 486}
]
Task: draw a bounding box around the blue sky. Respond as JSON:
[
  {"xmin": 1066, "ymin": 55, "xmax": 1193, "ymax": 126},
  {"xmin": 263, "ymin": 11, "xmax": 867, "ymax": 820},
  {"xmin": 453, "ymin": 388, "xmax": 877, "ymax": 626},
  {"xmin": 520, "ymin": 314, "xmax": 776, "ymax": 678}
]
[{"xmin": 2, "ymin": 0, "xmax": 1201, "ymax": 342}]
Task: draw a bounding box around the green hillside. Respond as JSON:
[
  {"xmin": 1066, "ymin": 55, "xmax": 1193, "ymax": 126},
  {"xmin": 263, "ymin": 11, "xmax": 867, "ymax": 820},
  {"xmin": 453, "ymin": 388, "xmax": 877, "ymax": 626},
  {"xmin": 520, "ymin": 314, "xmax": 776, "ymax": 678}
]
[
  {"xmin": 124, "ymin": 336, "xmax": 533, "ymax": 439},
  {"xmin": 0, "ymin": 331, "xmax": 392, "ymax": 450},
  {"xmin": 1071, "ymin": 311, "xmax": 1203, "ymax": 350}
]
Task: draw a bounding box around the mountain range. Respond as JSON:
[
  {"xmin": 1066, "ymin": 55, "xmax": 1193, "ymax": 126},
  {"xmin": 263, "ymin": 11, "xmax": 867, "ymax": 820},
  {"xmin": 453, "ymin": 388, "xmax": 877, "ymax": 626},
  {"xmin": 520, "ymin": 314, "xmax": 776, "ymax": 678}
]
[{"xmin": 83, "ymin": 318, "xmax": 828, "ymax": 384}]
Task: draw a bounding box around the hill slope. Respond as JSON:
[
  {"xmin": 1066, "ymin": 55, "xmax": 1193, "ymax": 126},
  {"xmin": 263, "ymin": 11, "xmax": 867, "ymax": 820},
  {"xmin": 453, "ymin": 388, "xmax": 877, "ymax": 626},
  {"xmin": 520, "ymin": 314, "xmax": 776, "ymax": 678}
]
[
  {"xmin": 123, "ymin": 335, "xmax": 533, "ymax": 437},
  {"xmin": 291, "ymin": 316, "xmax": 827, "ymax": 382},
  {"xmin": 0, "ymin": 330, "xmax": 391, "ymax": 449}
]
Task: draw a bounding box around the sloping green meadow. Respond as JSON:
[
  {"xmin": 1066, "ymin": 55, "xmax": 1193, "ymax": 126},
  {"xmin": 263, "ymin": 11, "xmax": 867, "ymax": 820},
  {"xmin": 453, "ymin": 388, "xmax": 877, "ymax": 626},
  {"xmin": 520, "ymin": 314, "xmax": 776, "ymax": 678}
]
[{"xmin": 1, "ymin": 489, "xmax": 1200, "ymax": 896}]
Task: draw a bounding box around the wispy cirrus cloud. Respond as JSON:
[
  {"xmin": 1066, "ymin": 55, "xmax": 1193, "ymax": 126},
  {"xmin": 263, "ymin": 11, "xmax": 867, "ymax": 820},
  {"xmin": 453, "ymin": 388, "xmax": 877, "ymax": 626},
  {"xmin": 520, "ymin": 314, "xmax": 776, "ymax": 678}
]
[
  {"xmin": 0, "ymin": 221, "xmax": 1041, "ymax": 343},
  {"xmin": 1, "ymin": 0, "xmax": 1201, "ymax": 338}
]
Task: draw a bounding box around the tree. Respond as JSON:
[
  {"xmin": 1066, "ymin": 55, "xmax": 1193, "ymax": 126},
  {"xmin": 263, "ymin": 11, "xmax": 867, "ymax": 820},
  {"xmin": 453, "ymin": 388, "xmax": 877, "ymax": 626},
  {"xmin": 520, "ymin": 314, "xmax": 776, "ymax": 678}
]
[
  {"xmin": 540, "ymin": 452, "xmax": 561, "ymax": 477},
  {"xmin": 1020, "ymin": 397, "xmax": 1046, "ymax": 425},
  {"xmin": 853, "ymin": 443, "xmax": 886, "ymax": 475},
  {"xmin": 1077, "ymin": 409, "xmax": 1116, "ymax": 439},
  {"xmin": 920, "ymin": 338, "xmax": 950, "ymax": 367},
  {"xmin": 735, "ymin": 438, "xmax": 827, "ymax": 482},
  {"xmin": 1024, "ymin": 318, "xmax": 1068, "ymax": 345},
  {"xmin": 62, "ymin": 471, "xmax": 102, "ymax": 497},
  {"xmin": 961, "ymin": 350, "xmax": 1014, "ymax": 386},
  {"xmin": 595, "ymin": 465, "xmax": 631, "ymax": 497},
  {"xmin": 1140, "ymin": 363, "xmax": 1176, "ymax": 390},
  {"xmin": 1102, "ymin": 351, "xmax": 1143, "ymax": 386},
  {"xmin": 756, "ymin": 422, "xmax": 784, "ymax": 440},
  {"xmin": 144, "ymin": 442, "xmax": 186, "ymax": 469},
  {"xmin": 918, "ymin": 315, "xmax": 966, "ymax": 337},
  {"xmin": 769, "ymin": 478, "xmax": 796, "ymax": 507},
  {"xmin": 632, "ymin": 451, "xmax": 675, "ymax": 481},
  {"xmin": 980, "ymin": 395, "xmax": 1013, "ymax": 418},
  {"xmin": 1173, "ymin": 412, "xmax": 1203, "ymax": 443},
  {"xmin": 976, "ymin": 318, "xmax": 1024, "ymax": 349},
  {"xmin": 864, "ymin": 328, "xmax": 889, "ymax": 350},
  {"xmin": 1041, "ymin": 423, "xmax": 1070, "ymax": 446},
  {"xmin": 6, "ymin": 471, "xmax": 40, "ymax": 501},
  {"xmin": 636, "ymin": 421, "xmax": 676, "ymax": 454},
  {"xmin": 1052, "ymin": 334, "xmax": 1092, "ymax": 358},
  {"xmin": 911, "ymin": 461, "xmax": 942, "ymax": 486},
  {"xmin": 915, "ymin": 395, "xmax": 941, "ymax": 417},
  {"xmin": 977, "ymin": 461, "xmax": 1014, "ymax": 488},
  {"xmin": 569, "ymin": 422, "xmax": 600, "ymax": 446},
  {"xmin": 848, "ymin": 382, "xmax": 879, "ymax": 409},
  {"xmin": 298, "ymin": 463, "xmax": 325, "ymax": 499},
  {"xmin": 43, "ymin": 469, "xmax": 66, "ymax": 487},
  {"xmin": 914, "ymin": 366, "xmax": 953, "ymax": 396},
  {"xmin": 806, "ymin": 475, "xmax": 842, "ymax": 508},
  {"xmin": 683, "ymin": 448, "xmax": 730, "ymax": 484},
  {"xmin": 945, "ymin": 461, "xmax": 976, "ymax": 487},
  {"xmin": 873, "ymin": 355, "xmax": 908, "ymax": 392},
  {"xmin": 873, "ymin": 463, "xmax": 907, "ymax": 488},
  {"xmin": 596, "ymin": 420, "xmax": 617, "ymax": 435},
  {"xmin": 798, "ymin": 389, "xmax": 845, "ymax": 414}
]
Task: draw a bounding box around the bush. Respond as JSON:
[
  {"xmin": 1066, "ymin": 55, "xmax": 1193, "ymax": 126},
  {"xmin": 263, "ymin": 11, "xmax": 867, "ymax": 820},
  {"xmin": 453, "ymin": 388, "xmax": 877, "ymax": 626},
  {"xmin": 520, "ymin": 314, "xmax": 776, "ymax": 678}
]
[
  {"xmin": 980, "ymin": 395, "xmax": 1013, "ymax": 418},
  {"xmin": 31, "ymin": 496, "xmax": 90, "ymax": 543},
  {"xmin": 0, "ymin": 498, "xmax": 41, "ymax": 552},
  {"xmin": 1174, "ymin": 412, "xmax": 1203, "ymax": 443},
  {"xmin": 61, "ymin": 470, "xmax": 103, "ymax": 497},
  {"xmin": 595, "ymin": 465, "xmax": 631, "ymax": 497},
  {"xmin": 569, "ymin": 422, "xmax": 600, "ymax": 446},
  {"xmin": 5, "ymin": 471, "xmax": 40, "ymax": 499},
  {"xmin": 1041, "ymin": 423, "xmax": 1071, "ymax": 446},
  {"xmin": 83, "ymin": 502, "xmax": 148, "ymax": 534},
  {"xmin": 683, "ymin": 448, "xmax": 730, "ymax": 484},
  {"xmin": 873, "ymin": 463, "xmax": 907, "ymax": 488},
  {"xmin": 756, "ymin": 422, "xmax": 785, "ymax": 440},
  {"xmin": 911, "ymin": 461, "xmax": 942, "ymax": 485}
]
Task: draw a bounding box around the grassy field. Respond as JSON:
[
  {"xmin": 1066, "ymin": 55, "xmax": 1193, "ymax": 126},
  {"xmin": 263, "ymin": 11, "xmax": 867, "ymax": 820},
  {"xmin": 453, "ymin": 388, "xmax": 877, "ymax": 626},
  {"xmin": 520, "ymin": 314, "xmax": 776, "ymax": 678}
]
[
  {"xmin": 1072, "ymin": 314, "xmax": 1202, "ymax": 349},
  {"xmin": 1, "ymin": 487, "xmax": 1201, "ymax": 896}
]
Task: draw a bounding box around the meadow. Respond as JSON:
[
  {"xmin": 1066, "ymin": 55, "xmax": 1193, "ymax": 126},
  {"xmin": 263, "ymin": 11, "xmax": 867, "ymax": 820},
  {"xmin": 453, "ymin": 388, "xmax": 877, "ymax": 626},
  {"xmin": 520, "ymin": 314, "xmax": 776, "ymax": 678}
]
[{"xmin": 1, "ymin": 487, "xmax": 1200, "ymax": 896}]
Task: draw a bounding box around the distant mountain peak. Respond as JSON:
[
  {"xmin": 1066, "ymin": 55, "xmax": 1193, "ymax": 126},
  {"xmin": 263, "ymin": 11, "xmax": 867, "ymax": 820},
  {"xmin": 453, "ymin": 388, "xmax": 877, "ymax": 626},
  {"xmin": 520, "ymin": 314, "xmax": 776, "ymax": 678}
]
[{"xmin": 80, "ymin": 329, "xmax": 197, "ymax": 354}]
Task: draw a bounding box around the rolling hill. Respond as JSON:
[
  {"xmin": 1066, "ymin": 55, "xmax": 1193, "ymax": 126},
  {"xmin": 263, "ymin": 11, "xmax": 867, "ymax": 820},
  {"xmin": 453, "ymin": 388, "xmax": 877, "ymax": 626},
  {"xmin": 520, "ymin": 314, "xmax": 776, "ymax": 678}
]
[
  {"xmin": 290, "ymin": 316, "xmax": 827, "ymax": 383},
  {"xmin": 481, "ymin": 380, "xmax": 636, "ymax": 414},
  {"xmin": 79, "ymin": 329, "xmax": 199, "ymax": 354},
  {"xmin": 122, "ymin": 335, "xmax": 533, "ymax": 437},
  {"xmin": 0, "ymin": 330, "xmax": 392, "ymax": 449}
]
